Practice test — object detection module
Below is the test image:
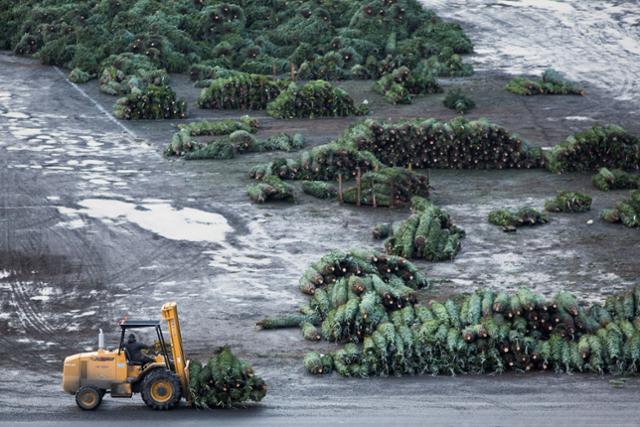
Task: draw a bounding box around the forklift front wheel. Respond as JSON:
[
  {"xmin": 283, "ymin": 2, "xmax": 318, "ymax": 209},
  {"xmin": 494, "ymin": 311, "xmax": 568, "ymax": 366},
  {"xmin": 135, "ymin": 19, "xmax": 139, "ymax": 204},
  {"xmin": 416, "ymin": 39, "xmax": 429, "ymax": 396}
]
[{"xmin": 75, "ymin": 386, "xmax": 103, "ymax": 410}]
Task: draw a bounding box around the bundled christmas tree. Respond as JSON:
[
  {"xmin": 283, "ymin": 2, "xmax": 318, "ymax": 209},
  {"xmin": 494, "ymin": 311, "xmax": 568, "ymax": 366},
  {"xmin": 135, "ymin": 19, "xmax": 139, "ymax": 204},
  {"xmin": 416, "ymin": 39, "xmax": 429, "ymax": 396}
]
[
  {"xmin": 600, "ymin": 190, "xmax": 640, "ymax": 228},
  {"xmin": 506, "ymin": 69, "xmax": 584, "ymax": 96},
  {"xmin": 545, "ymin": 125, "xmax": 640, "ymax": 173},
  {"xmin": 339, "ymin": 117, "xmax": 543, "ymax": 169},
  {"xmin": 198, "ymin": 73, "xmax": 286, "ymax": 110},
  {"xmin": 342, "ymin": 168, "xmax": 430, "ymax": 208},
  {"xmin": 372, "ymin": 66, "xmax": 441, "ymax": 104},
  {"xmin": 488, "ymin": 207, "xmax": 548, "ymax": 232},
  {"xmin": 381, "ymin": 197, "xmax": 465, "ymax": 261},
  {"xmin": 177, "ymin": 116, "xmax": 259, "ymax": 137},
  {"xmin": 113, "ymin": 84, "xmax": 187, "ymax": 120},
  {"xmin": 544, "ymin": 191, "xmax": 592, "ymax": 213},
  {"xmin": 246, "ymin": 176, "xmax": 295, "ymax": 203},
  {"xmin": 443, "ymin": 88, "xmax": 475, "ymax": 114},
  {"xmin": 68, "ymin": 68, "xmax": 93, "ymax": 84},
  {"xmin": 188, "ymin": 347, "xmax": 267, "ymax": 408},
  {"xmin": 248, "ymin": 143, "xmax": 382, "ymax": 181},
  {"xmin": 266, "ymin": 81, "xmax": 368, "ymax": 119},
  {"xmin": 301, "ymin": 181, "xmax": 338, "ymax": 199},
  {"xmin": 592, "ymin": 168, "xmax": 640, "ymax": 191},
  {"xmin": 98, "ymin": 53, "xmax": 169, "ymax": 96}
]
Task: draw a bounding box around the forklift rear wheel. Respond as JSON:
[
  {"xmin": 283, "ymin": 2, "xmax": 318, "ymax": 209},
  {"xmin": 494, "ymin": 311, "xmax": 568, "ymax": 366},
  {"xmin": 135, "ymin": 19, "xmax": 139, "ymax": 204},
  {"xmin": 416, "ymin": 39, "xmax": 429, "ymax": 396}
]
[
  {"xmin": 141, "ymin": 369, "xmax": 181, "ymax": 410},
  {"xmin": 75, "ymin": 386, "xmax": 103, "ymax": 410}
]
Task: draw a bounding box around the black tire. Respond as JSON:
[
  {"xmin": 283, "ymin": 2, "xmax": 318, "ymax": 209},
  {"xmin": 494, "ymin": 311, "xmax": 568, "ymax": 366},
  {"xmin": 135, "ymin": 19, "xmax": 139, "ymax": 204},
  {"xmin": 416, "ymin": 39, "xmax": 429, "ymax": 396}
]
[
  {"xmin": 75, "ymin": 386, "xmax": 102, "ymax": 411},
  {"xmin": 141, "ymin": 369, "xmax": 181, "ymax": 410}
]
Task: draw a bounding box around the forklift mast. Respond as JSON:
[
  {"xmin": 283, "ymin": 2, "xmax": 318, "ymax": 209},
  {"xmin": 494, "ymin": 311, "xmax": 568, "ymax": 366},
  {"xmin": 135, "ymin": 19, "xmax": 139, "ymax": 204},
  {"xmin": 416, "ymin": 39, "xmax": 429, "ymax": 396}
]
[{"xmin": 161, "ymin": 302, "xmax": 190, "ymax": 404}]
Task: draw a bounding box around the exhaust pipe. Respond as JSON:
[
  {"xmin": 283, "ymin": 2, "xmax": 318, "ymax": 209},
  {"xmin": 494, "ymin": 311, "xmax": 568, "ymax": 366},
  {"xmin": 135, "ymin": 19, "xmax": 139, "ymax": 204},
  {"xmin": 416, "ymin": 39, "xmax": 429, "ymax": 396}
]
[{"xmin": 98, "ymin": 328, "xmax": 104, "ymax": 350}]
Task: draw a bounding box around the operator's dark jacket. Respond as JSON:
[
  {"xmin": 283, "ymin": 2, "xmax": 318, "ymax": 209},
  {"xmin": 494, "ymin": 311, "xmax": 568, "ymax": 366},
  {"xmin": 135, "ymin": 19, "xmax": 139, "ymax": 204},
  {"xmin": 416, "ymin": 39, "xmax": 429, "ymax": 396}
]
[{"xmin": 124, "ymin": 341, "xmax": 153, "ymax": 364}]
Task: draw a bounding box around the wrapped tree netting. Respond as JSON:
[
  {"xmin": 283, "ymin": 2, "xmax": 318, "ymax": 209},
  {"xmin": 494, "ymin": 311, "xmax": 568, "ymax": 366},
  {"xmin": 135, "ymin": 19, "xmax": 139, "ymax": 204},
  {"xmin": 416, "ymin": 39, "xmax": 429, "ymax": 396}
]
[
  {"xmin": 188, "ymin": 347, "xmax": 267, "ymax": 408},
  {"xmin": 113, "ymin": 84, "xmax": 187, "ymax": 120},
  {"xmin": 339, "ymin": 117, "xmax": 544, "ymax": 169},
  {"xmin": 545, "ymin": 125, "xmax": 640, "ymax": 173},
  {"xmin": 301, "ymin": 181, "xmax": 338, "ymax": 199},
  {"xmin": 342, "ymin": 167, "xmax": 430, "ymax": 208},
  {"xmin": 246, "ymin": 176, "xmax": 295, "ymax": 203},
  {"xmin": 600, "ymin": 190, "xmax": 640, "ymax": 228},
  {"xmin": 263, "ymin": 250, "xmax": 640, "ymax": 377},
  {"xmin": 382, "ymin": 197, "xmax": 465, "ymax": 261},
  {"xmin": 506, "ymin": 69, "xmax": 584, "ymax": 96},
  {"xmin": 443, "ymin": 88, "xmax": 475, "ymax": 114},
  {"xmin": 266, "ymin": 81, "xmax": 368, "ymax": 119},
  {"xmin": 198, "ymin": 73, "xmax": 286, "ymax": 110},
  {"xmin": 592, "ymin": 168, "xmax": 640, "ymax": 191},
  {"xmin": 248, "ymin": 143, "xmax": 382, "ymax": 181},
  {"xmin": 372, "ymin": 66, "xmax": 441, "ymax": 104},
  {"xmin": 488, "ymin": 207, "xmax": 548, "ymax": 232},
  {"xmin": 544, "ymin": 191, "xmax": 592, "ymax": 213}
]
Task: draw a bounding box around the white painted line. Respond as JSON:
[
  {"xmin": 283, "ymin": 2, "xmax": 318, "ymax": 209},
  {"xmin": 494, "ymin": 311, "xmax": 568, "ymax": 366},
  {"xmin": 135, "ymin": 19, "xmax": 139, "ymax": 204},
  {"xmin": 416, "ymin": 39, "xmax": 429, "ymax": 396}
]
[{"xmin": 53, "ymin": 66, "xmax": 137, "ymax": 138}]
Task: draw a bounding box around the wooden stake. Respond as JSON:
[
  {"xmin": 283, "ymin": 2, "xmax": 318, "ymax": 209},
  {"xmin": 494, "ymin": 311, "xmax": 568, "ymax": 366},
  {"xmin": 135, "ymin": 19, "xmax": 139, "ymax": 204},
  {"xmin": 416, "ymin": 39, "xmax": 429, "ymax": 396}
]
[
  {"xmin": 290, "ymin": 62, "xmax": 295, "ymax": 81},
  {"xmin": 272, "ymin": 64, "xmax": 277, "ymax": 79},
  {"xmin": 372, "ymin": 182, "xmax": 377, "ymax": 208},
  {"xmin": 338, "ymin": 173, "xmax": 343, "ymax": 204},
  {"xmin": 356, "ymin": 168, "xmax": 361, "ymax": 207}
]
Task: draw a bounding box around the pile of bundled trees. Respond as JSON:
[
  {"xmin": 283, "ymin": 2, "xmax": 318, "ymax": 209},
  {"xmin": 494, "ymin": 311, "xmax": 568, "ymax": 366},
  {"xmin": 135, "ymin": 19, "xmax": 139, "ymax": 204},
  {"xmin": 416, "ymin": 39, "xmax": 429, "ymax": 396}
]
[
  {"xmin": 372, "ymin": 66, "xmax": 441, "ymax": 104},
  {"xmin": 506, "ymin": 69, "xmax": 584, "ymax": 96},
  {"xmin": 257, "ymin": 248, "xmax": 429, "ymax": 336},
  {"xmin": 166, "ymin": 116, "xmax": 258, "ymax": 157},
  {"xmin": 443, "ymin": 88, "xmax": 475, "ymax": 114},
  {"xmin": 98, "ymin": 53, "xmax": 168, "ymax": 96},
  {"xmin": 339, "ymin": 117, "xmax": 544, "ymax": 169},
  {"xmin": 488, "ymin": 207, "xmax": 548, "ymax": 232},
  {"xmin": 198, "ymin": 73, "xmax": 286, "ymax": 110},
  {"xmin": 2, "ymin": 0, "xmax": 472, "ymax": 85},
  {"xmin": 376, "ymin": 197, "xmax": 465, "ymax": 261},
  {"xmin": 248, "ymin": 143, "xmax": 382, "ymax": 181},
  {"xmin": 177, "ymin": 116, "xmax": 259, "ymax": 137},
  {"xmin": 545, "ymin": 125, "xmax": 640, "ymax": 173},
  {"xmin": 601, "ymin": 190, "xmax": 640, "ymax": 228},
  {"xmin": 544, "ymin": 191, "xmax": 592, "ymax": 213},
  {"xmin": 182, "ymin": 132, "xmax": 303, "ymax": 160},
  {"xmin": 262, "ymin": 250, "xmax": 640, "ymax": 376},
  {"xmin": 113, "ymin": 84, "xmax": 187, "ymax": 120},
  {"xmin": 342, "ymin": 168, "xmax": 430, "ymax": 208},
  {"xmin": 246, "ymin": 176, "xmax": 295, "ymax": 204},
  {"xmin": 165, "ymin": 117, "xmax": 304, "ymax": 159},
  {"xmin": 188, "ymin": 347, "xmax": 267, "ymax": 408},
  {"xmin": 593, "ymin": 168, "xmax": 640, "ymax": 191},
  {"xmin": 266, "ymin": 81, "xmax": 368, "ymax": 118}
]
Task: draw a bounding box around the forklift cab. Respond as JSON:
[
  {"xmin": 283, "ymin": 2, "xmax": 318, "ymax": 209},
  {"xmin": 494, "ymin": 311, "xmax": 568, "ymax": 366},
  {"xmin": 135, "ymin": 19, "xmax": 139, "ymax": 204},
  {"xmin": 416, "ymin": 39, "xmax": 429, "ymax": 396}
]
[{"xmin": 118, "ymin": 320, "xmax": 171, "ymax": 368}]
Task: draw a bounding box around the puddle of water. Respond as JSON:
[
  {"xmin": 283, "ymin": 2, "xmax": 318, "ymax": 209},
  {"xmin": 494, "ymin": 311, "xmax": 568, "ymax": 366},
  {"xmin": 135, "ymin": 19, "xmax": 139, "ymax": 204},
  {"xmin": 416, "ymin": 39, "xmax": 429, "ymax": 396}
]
[{"xmin": 59, "ymin": 199, "xmax": 233, "ymax": 243}]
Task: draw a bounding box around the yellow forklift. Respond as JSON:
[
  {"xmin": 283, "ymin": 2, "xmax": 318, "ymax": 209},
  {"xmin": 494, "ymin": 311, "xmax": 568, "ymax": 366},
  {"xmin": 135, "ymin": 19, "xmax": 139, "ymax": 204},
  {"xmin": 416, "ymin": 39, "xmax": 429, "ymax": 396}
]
[{"xmin": 62, "ymin": 302, "xmax": 190, "ymax": 410}]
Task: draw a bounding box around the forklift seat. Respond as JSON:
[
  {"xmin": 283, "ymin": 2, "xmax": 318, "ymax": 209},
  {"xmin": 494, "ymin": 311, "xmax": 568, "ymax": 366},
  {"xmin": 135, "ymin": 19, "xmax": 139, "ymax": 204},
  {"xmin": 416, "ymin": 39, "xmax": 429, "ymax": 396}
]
[{"xmin": 124, "ymin": 348, "xmax": 144, "ymax": 366}]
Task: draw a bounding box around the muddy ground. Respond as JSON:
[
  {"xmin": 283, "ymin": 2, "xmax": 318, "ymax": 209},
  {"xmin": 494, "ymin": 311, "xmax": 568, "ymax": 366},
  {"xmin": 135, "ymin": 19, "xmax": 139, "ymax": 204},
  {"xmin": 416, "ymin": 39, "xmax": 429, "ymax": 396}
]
[{"xmin": 0, "ymin": 6, "xmax": 639, "ymax": 422}]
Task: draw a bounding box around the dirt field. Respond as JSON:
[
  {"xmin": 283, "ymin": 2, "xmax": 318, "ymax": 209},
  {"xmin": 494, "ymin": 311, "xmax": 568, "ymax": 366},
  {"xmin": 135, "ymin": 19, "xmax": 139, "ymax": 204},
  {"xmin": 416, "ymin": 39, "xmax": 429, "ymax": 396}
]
[{"xmin": 0, "ymin": 3, "xmax": 639, "ymax": 422}]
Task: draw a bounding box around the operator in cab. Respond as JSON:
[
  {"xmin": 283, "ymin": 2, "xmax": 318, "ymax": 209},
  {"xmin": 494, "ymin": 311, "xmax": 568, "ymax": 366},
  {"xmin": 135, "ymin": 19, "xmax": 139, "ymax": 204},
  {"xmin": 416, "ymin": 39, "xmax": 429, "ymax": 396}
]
[{"xmin": 124, "ymin": 333, "xmax": 155, "ymax": 365}]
